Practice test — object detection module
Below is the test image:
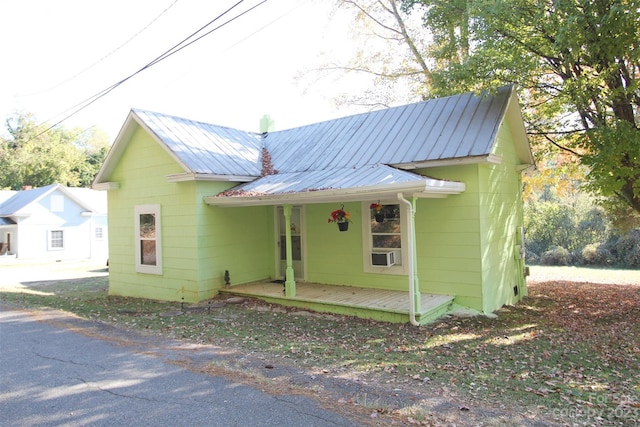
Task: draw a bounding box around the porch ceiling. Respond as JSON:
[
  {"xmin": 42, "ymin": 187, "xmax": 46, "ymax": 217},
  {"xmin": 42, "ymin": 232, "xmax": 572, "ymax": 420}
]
[{"xmin": 204, "ymin": 164, "xmax": 465, "ymax": 207}]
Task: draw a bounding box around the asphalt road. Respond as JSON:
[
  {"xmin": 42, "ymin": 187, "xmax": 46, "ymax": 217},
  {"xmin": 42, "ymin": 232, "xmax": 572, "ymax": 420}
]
[{"xmin": 0, "ymin": 305, "xmax": 359, "ymax": 427}]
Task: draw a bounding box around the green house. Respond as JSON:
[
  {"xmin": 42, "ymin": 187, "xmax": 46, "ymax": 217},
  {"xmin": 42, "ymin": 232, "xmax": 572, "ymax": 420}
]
[{"xmin": 93, "ymin": 85, "xmax": 533, "ymax": 325}]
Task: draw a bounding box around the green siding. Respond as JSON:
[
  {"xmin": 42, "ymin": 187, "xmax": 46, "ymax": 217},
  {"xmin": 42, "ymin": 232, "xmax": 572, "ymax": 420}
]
[
  {"xmin": 104, "ymin": 115, "xmax": 527, "ymax": 317},
  {"xmin": 478, "ymin": 120, "xmax": 528, "ymax": 312},
  {"xmin": 416, "ymin": 165, "xmax": 484, "ymax": 310},
  {"xmin": 305, "ymin": 202, "xmax": 410, "ymax": 291},
  {"xmin": 105, "ymin": 126, "xmax": 274, "ymax": 303},
  {"xmin": 414, "ymin": 123, "xmax": 528, "ymax": 313}
]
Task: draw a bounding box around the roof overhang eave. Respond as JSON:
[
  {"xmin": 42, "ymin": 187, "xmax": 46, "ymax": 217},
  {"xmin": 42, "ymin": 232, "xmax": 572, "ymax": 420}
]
[
  {"xmin": 394, "ymin": 154, "xmax": 503, "ymax": 170},
  {"xmin": 204, "ymin": 180, "xmax": 465, "ymax": 207},
  {"xmin": 165, "ymin": 172, "xmax": 257, "ymax": 183}
]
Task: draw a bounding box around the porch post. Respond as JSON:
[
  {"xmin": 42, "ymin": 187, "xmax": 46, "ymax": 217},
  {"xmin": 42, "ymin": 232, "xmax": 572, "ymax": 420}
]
[
  {"xmin": 410, "ymin": 197, "xmax": 421, "ymax": 311},
  {"xmin": 283, "ymin": 204, "xmax": 296, "ymax": 297}
]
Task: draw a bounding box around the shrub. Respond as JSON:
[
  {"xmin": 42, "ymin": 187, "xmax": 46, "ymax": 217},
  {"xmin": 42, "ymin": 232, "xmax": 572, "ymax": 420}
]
[
  {"xmin": 540, "ymin": 246, "xmax": 570, "ymax": 266},
  {"xmin": 526, "ymin": 251, "xmax": 540, "ymax": 265},
  {"xmin": 607, "ymin": 230, "xmax": 640, "ymax": 268},
  {"xmin": 581, "ymin": 243, "xmax": 613, "ymax": 266}
]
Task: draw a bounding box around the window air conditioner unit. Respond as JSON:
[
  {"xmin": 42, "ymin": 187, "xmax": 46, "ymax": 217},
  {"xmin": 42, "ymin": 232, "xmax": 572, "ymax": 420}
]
[{"xmin": 371, "ymin": 251, "xmax": 395, "ymax": 267}]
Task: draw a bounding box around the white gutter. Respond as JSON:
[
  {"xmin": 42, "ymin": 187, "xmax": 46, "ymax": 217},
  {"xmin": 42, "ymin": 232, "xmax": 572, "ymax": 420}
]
[
  {"xmin": 204, "ymin": 180, "xmax": 465, "ymax": 207},
  {"xmin": 397, "ymin": 192, "xmax": 420, "ymax": 326}
]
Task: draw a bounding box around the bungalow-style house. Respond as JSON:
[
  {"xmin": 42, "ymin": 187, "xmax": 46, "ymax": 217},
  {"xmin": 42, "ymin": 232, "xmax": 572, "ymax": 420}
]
[
  {"xmin": 93, "ymin": 85, "xmax": 533, "ymax": 324},
  {"xmin": 0, "ymin": 184, "xmax": 108, "ymax": 263}
]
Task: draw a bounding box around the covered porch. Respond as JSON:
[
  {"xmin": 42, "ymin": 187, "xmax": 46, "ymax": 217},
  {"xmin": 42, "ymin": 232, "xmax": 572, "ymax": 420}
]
[
  {"xmin": 205, "ymin": 165, "xmax": 466, "ymax": 326},
  {"xmin": 219, "ymin": 281, "xmax": 455, "ymax": 324}
]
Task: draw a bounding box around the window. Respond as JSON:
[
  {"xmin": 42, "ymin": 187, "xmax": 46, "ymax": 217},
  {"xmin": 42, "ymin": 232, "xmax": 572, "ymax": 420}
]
[
  {"xmin": 362, "ymin": 202, "xmax": 406, "ymax": 274},
  {"xmin": 371, "ymin": 205, "xmax": 402, "ymax": 252},
  {"xmin": 95, "ymin": 227, "xmax": 104, "ymax": 240},
  {"xmin": 135, "ymin": 204, "xmax": 162, "ymax": 274},
  {"xmin": 49, "ymin": 230, "xmax": 64, "ymax": 250}
]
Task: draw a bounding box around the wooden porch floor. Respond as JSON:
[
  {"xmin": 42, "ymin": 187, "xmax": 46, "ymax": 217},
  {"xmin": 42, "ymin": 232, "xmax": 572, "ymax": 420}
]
[{"xmin": 219, "ymin": 281, "xmax": 454, "ymax": 324}]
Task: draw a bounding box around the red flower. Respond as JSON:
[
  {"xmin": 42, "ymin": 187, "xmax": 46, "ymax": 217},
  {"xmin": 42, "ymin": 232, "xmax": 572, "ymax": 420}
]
[{"xmin": 328, "ymin": 208, "xmax": 351, "ymax": 223}]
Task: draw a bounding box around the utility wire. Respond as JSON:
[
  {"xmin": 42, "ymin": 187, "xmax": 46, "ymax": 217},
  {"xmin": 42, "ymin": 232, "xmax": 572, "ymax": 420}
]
[
  {"xmin": 18, "ymin": 0, "xmax": 180, "ymax": 97},
  {"xmin": 33, "ymin": 0, "xmax": 268, "ymax": 141}
]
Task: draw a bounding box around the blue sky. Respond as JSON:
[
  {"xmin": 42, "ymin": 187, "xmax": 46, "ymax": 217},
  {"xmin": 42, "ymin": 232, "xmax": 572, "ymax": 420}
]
[{"xmin": 1, "ymin": 0, "xmax": 361, "ymax": 138}]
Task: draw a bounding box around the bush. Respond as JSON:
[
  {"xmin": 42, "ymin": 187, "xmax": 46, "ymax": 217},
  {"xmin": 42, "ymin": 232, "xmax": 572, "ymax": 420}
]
[
  {"xmin": 541, "ymin": 246, "xmax": 570, "ymax": 266},
  {"xmin": 526, "ymin": 251, "xmax": 540, "ymax": 265},
  {"xmin": 581, "ymin": 243, "xmax": 613, "ymax": 266},
  {"xmin": 606, "ymin": 229, "xmax": 640, "ymax": 268}
]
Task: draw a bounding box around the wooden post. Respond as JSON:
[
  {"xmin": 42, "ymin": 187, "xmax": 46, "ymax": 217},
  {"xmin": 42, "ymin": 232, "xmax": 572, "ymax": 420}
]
[{"xmin": 283, "ymin": 204, "xmax": 296, "ymax": 297}]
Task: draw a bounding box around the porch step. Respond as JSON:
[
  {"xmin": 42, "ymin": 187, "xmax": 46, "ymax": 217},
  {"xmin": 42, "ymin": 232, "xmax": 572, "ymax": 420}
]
[{"xmin": 417, "ymin": 294, "xmax": 455, "ymax": 325}]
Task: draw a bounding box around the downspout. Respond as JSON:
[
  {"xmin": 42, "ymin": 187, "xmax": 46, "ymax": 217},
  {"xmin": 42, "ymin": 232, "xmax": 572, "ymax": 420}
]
[{"xmin": 397, "ymin": 193, "xmax": 420, "ymax": 326}]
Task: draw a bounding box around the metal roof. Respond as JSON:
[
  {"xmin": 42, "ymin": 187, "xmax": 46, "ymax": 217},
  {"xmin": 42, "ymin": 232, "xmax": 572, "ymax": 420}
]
[
  {"xmin": 132, "ymin": 109, "xmax": 262, "ymax": 176},
  {"xmin": 265, "ymin": 86, "xmax": 513, "ymax": 172},
  {"xmin": 95, "ymin": 85, "xmax": 531, "ymax": 204},
  {"xmin": 224, "ymin": 164, "xmax": 447, "ymax": 195},
  {"xmin": 205, "ymin": 164, "xmax": 465, "ymax": 206}
]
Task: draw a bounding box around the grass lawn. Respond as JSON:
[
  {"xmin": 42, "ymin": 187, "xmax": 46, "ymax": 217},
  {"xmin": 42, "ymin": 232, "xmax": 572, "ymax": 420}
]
[{"xmin": 1, "ymin": 264, "xmax": 639, "ymax": 426}]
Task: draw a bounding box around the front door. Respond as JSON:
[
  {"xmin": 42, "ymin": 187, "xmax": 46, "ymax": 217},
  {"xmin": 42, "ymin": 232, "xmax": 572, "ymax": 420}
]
[{"xmin": 277, "ymin": 206, "xmax": 304, "ymax": 280}]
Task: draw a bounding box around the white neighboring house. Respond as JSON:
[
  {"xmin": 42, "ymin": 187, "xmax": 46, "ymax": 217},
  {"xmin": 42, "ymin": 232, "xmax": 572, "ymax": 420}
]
[{"xmin": 0, "ymin": 184, "xmax": 108, "ymax": 262}]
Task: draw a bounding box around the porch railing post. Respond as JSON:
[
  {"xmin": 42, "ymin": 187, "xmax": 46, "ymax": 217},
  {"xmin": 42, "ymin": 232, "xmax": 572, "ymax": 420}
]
[{"xmin": 283, "ymin": 204, "xmax": 296, "ymax": 297}]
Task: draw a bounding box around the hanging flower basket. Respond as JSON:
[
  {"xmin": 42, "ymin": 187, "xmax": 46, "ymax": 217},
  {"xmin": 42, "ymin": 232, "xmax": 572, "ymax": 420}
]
[
  {"xmin": 370, "ymin": 203, "xmax": 384, "ymax": 223},
  {"xmin": 328, "ymin": 205, "xmax": 351, "ymax": 231}
]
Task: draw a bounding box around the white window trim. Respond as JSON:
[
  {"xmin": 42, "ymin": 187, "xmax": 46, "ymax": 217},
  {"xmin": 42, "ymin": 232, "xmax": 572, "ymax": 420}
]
[
  {"xmin": 134, "ymin": 204, "xmax": 162, "ymax": 275},
  {"xmin": 361, "ymin": 201, "xmax": 408, "ymax": 275},
  {"xmin": 95, "ymin": 226, "xmax": 104, "ymax": 241},
  {"xmin": 48, "ymin": 229, "xmax": 64, "ymax": 251}
]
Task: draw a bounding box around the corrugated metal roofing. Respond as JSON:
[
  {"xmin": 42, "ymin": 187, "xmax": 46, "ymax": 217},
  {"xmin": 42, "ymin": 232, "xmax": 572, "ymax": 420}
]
[
  {"xmin": 122, "ymin": 86, "xmax": 516, "ymax": 180},
  {"xmin": 133, "ymin": 109, "xmax": 262, "ymax": 176},
  {"xmin": 98, "ymin": 86, "xmax": 530, "ymax": 202},
  {"xmin": 228, "ymin": 164, "xmax": 432, "ymax": 195},
  {"xmin": 265, "ymin": 86, "xmax": 512, "ymax": 173}
]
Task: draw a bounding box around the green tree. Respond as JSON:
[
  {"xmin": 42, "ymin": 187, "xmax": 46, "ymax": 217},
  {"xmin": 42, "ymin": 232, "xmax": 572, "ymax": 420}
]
[
  {"xmin": 405, "ymin": 0, "xmax": 640, "ymax": 217},
  {"xmin": 0, "ymin": 111, "xmax": 109, "ymax": 190},
  {"xmin": 325, "ymin": 1, "xmax": 639, "ymax": 219}
]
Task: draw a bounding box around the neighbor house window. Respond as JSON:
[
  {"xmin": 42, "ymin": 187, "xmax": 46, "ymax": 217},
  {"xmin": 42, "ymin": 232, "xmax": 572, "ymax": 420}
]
[
  {"xmin": 95, "ymin": 227, "xmax": 104, "ymax": 240},
  {"xmin": 134, "ymin": 204, "xmax": 162, "ymax": 274},
  {"xmin": 49, "ymin": 230, "xmax": 64, "ymax": 250},
  {"xmin": 362, "ymin": 202, "xmax": 406, "ymax": 274}
]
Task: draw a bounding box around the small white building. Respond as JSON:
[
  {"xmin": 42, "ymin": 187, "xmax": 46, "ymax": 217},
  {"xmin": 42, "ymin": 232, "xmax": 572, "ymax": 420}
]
[{"xmin": 0, "ymin": 184, "xmax": 108, "ymax": 262}]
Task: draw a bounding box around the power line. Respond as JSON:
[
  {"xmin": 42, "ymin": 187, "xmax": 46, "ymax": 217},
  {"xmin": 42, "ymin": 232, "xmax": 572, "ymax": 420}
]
[
  {"xmin": 33, "ymin": 0, "xmax": 269, "ymax": 141},
  {"xmin": 17, "ymin": 0, "xmax": 180, "ymax": 97}
]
